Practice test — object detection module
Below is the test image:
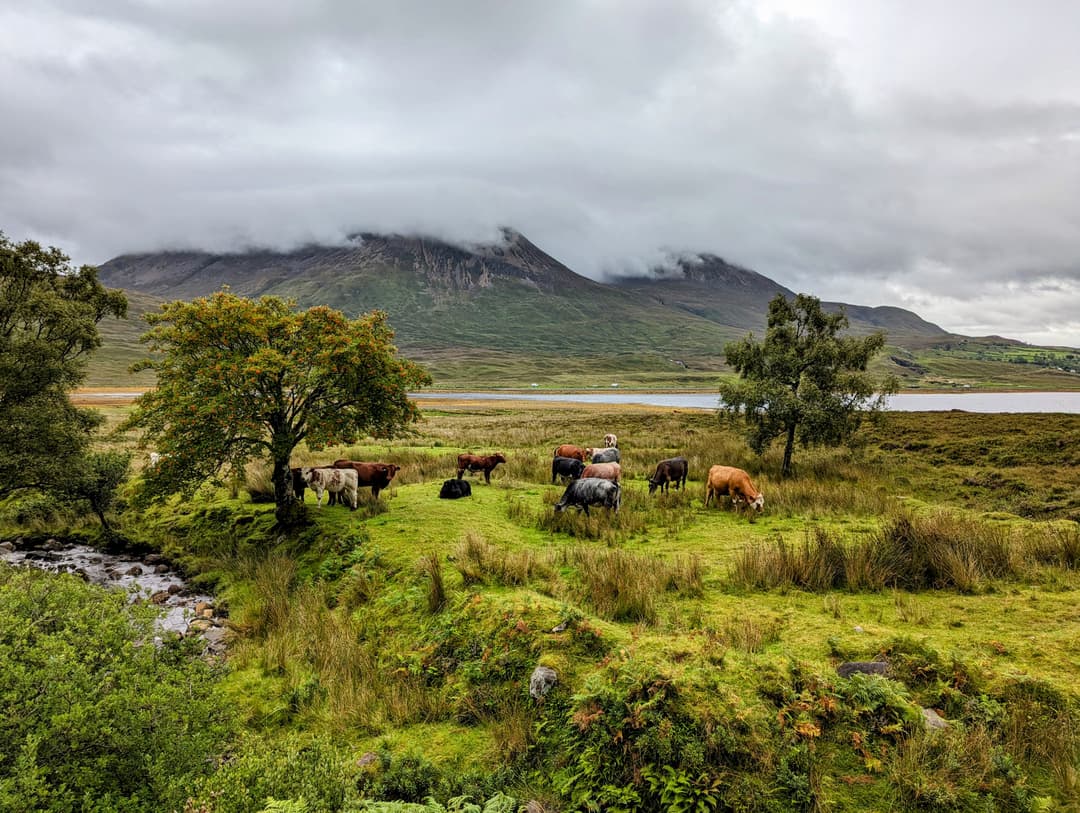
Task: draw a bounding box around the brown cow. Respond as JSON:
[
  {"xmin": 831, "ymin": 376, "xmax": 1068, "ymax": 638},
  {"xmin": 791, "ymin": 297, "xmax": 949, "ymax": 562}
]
[
  {"xmin": 603, "ymin": 433, "xmax": 618, "ymax": 448},
  {"xmin": 704, "ymin": 465, "xmax": 764, "ymax": 514},
  {"xmin": 331, "ymin": 460, "xmax": 400, "ymax": 503},
  {"xmin": 457, "ymin": 452, "xmax": 507, "ymax": 483},
  {"xmin": 553, "ymin": 444, "xmax": 590, "ymax": 462},
  {"xmin": 580, "ymin": 462, "xmax": 621, "ymax": 483}
]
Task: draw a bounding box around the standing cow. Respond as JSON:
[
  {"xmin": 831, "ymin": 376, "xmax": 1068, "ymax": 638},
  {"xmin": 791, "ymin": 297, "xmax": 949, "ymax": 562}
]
[
  {"xmin": 590, "ymin": 448, "xmax": 620, "ymax": 464},
  {"xmin": 648, "ymin": 457, "xmax": 688, "ymax": 495},
  {"xmin": 553, "ymin": 444, "xmax": 591, "ymax": 462},
  {"xmin": 580, "ymin": 462, "xmax": 621, "ymax": 483},
  {"xmin": 332, "ymin": 460, "xmax": 400, "ymax": 499},
  {"xmin": 552, "ymin": 456, "xmax": 586, "ymax": 483},
  {"xmin": 457, "ymin": 452, "xmax": 507, "ymax": 483},
  {"xmin": 554, "ymin": 477, "xmax": 621, "ymax": 515},
  {"xmin": 704, "ymin": 465, "xmax": 764, "ymax": 514},
  {"xmin": 300, "ymin": 467, "xmax": 359, "ymax": 509},
  {"xmin": 602, "ymin": 433, "xmax": 618, "ymax": 448}
]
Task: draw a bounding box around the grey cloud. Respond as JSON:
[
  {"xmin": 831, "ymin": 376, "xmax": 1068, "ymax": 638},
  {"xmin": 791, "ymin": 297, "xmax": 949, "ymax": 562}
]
[{"xmin": 1, "ymin": 0, "xmax": 1079, "ymax": 345}]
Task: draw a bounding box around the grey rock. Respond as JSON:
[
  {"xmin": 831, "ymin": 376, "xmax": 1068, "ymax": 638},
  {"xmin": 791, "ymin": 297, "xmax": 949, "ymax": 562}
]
[
  {"xmin": 124, "ymin": 565, "xmax": 143, "ymax": 576},
  {"xmin": 167, "ymin": 584, "xmax": 183, "ymax": 595},
  {"xmin": 922, "ymin": 708, "xmax": 948, "ymax": 730},
  {"xmin": 0, "ymin": 541, "xmax": 15, "ymax": 553},
  {"xmin": 201, "ymin": 626, "xmax": 228, "ymax": 655},
  {"xmin": 357, "ymin": 751, "xmax": 379, "ymax": 768},
  {"xmin": 43, "ymin": 538, "xmax": 64, "ymax": 551},
  {"xmin": 154, "ymin": 564, "xmax": 170, "ymax": 574},
  {"xmin": 150, "ymin": 591, "xmax": 170, "ymax": 605},
  {"xmin": 529, "ymin": 665, "xmax": 558, "ymax": 700},
  {"xmin": 837, "ymin": 661, "xmax": 890, "ymax": 679}
]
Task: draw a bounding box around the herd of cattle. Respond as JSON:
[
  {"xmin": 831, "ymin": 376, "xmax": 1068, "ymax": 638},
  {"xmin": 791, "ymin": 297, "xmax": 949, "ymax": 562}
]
[{"xmin": 287, "ymin": 432, "xmax": 765, "ymax": 519}]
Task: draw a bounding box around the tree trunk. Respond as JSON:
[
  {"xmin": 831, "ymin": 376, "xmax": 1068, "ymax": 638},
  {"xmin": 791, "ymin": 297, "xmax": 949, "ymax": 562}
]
[
  {"xmin": 782, "ymin": 423, "xmax": 796, "ymax": 477},
  {"xmin": 273, "ymin": 455, "xmax": 304, "ymax": 527}
]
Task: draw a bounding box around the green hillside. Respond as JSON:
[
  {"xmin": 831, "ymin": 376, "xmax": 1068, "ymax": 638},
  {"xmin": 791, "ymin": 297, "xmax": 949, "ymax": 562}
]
[{"xmin": 90, "ymin": 232, "xmax": 1080, "ymax": 390}]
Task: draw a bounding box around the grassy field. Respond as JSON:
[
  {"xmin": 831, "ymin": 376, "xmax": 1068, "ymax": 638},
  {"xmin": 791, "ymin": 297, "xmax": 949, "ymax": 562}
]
[{"xmin": 5, "ymin": 404, "xmax": 1080, "ymax": 810}]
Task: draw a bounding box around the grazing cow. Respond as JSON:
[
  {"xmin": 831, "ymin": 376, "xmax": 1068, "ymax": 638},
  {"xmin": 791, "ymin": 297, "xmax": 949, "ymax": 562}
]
[
  {"xmin": 580, "ymin": 462, "xmax": 621, "ymax": 483},
  {"xmin": 552, "ymin": 455, "xmax": 586, "ymax": 483},
  {"xmin": 648, "ymin": 457, "xmax": 688, "ymax": 495},
  {"xmin": 704, "ymin": 465, "xmax": 764, "ymax": 514},
  {"xmin": 553, "ymin": 444, "xmax": 589, "ymax": 462},
  {"xmin": 457, "ymin": 452, "xmax": 507, "ymax": 483},
  {"xmin": 301, "ymin": 466, "xmax": 358, "ymax": 509},
  {"xmin": 590, "ymin": 447, "xmax": 620, "ymax": 464},
  {"xmin": 331, "ymin": 460, "xmax": 400, "ymax": 500},
  {"xmin": 554, "ymin": 477, "xmax": 621, "ymax": 516},
  {"xmin": 439, "ymin": 478, "xmax": 472, "ymax": 499},
  {"xmin": 603, "ymin": 433, "xmax": 618, "ymax": 448}
]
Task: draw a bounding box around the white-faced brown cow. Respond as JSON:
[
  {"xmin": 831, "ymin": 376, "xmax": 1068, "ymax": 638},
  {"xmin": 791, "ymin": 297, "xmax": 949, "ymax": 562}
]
[
  {"xmin": 704, "ymin": 465, "xmax": 764, "ymax": 515},
  {"xmin": 301, "ymin": 466, "xmax": 358, "ymax": 509},
  {"xmin": 603, "ymin": 433, "xmax": 618, "ymax": 448}
]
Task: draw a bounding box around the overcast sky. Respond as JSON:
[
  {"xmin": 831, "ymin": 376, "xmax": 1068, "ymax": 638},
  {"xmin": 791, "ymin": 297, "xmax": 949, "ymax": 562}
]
[{"xmin": 2, "ymin": 1, "xmax": 1079, "ymax": 346}]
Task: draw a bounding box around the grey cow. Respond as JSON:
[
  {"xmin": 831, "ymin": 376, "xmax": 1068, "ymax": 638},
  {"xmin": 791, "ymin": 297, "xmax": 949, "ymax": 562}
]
[
  {"xmin": 590, "ymin": 447, "xmax": 620, "ymax": 464},
  {"xmin": 554, "ymin": 477, "xmax": 621, "ymax": 515}
]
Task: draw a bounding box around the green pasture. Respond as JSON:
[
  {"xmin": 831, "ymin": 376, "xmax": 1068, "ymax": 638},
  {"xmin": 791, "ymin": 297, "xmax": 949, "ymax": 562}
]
[{"xmin": 5, "ymin": 405, "xmax": 1080, "ymax": 810}]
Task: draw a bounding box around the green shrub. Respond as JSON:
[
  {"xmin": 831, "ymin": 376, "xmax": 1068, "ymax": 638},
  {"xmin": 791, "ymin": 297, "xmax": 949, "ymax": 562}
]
[{"xmin": 0, "ymin": 568, "xmax": 234, "ymax": 811}]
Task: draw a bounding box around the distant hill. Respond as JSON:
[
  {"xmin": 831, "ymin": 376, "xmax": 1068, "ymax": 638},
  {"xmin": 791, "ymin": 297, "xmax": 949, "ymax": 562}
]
[
  {"xmin": 92, "ymin": 231, "xmax": 1080, "ymax": 390},
  {"xmin": 610, "ymin": 254, "xmax": 947, "ymax": 341}
]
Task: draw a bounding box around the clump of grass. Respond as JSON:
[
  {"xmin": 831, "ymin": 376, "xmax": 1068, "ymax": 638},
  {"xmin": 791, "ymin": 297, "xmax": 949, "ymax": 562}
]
[
  {"xmin": 420, "ymin": 553, "xmax": 446, "ymax": 614},
  {"xmin": 714, "ymin": 615, "xmax": 784, "ymax": 654},
  {"xmin": 572, "ymin": 548, "xmax": 663, "ymax": 624},
  {"xmin": 1023, "ymin": 523, "xmax": 1080, "ymax": 569},
  {"xmin": 731, "ymin": 513, "xmax": 1027, "ymax": 594},
  {"xmin": 453, "ymin": 531, "xmax": 551, "ymax": 586},
  {"xmin": 665, "ymin": 554, "xmax": 705, "ymax": 597}
]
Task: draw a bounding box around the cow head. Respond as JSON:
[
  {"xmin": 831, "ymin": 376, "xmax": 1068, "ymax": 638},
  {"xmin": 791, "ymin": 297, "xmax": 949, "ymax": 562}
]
[
  {"xmin": 386, "ymin": 464, "xmax": 401, "ymax": 479},
  {"xmin": 493, "ymin": 453, "xmax": 507, "ymax": 464},
  {"xmin": 647, "ymin": 478, "xmax": 660, "ymax": 494},
  {"xmin": 749, "ymin": 494, "xmax": 765, "ymax": 512}
]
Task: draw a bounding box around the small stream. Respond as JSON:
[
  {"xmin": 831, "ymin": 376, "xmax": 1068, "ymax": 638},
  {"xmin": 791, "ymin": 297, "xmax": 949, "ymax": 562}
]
[{"xmin": 0, "ymin": 537, "xmax": 226, "ymax": 653}]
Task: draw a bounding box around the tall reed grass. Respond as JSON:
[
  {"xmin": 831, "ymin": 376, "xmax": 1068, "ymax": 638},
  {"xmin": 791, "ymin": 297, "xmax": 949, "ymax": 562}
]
[{"xmin": 730, "ymin": 512, "xmax": 1049, "ymax": 593}]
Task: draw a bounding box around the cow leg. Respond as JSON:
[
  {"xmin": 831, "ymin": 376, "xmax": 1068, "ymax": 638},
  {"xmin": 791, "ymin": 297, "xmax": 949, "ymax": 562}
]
[
  {"xmin": 582, "ymin": 503, "xmax": 590, "ymax": 516},
  {"xmin": 315, "ymin": 487, "xmax": 324, "ymax": 508},
  {"xmin": 484, "ymin": 468, "xmax": 491, "ymax": 484},
  {"xmin": 348, "ymin": 486, "xmax": 358, "ymax": 510},
  {"xmin": 457, "ymin": 468, "xmax": 465, "ymax": 480},
  {"xmin": 372, "ymin": 485, "xmax": 381, "ymax": 499}
]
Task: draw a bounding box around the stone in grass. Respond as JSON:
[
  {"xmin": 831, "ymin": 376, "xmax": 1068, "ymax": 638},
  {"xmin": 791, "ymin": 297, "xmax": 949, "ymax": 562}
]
[
  {"xmin": 922, "ymin": 708, "xmax": 948, "ymax": 730},
  {"xmin": 529, "ymin": 666, "xmax": 558, "ymax": 700},
  {"xmin": 836, "ymin": 660, "xmax": 890, "ymax": 679}
]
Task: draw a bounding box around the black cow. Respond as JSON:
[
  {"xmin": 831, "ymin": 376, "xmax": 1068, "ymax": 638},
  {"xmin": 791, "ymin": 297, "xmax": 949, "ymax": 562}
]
[
  {"xmin": 440, "ymin": 478, "xmax": 472, "ymax": 499},
  {"xmin": 554, "ymin": 477, "xmax": 620, "ymax": 516},
  {"xmin": 648, "ymin": 457, "xmax": 688, "ymax": 494},
  {"xmin": 290, "ymin": 467, "xmax": 307, "ymax": 503},
  {"xmin": 551, "ymin": 455, "xmax": 586, "ymax": 483},
  {"xmin": 590, "ymin": 447, "xmax": 620, "ymax": 464}
]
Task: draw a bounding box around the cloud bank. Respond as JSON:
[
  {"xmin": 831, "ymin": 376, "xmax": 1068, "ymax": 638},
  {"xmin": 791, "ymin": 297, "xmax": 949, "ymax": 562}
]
[{"xmin": 1, "ymin": 0, "xmax": 1078, "ymax": 345}]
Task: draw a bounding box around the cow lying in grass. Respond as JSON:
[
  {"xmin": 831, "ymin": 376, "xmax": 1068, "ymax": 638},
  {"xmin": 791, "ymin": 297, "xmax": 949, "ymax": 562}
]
[
  {"xmin": 439, "ymin": 478, "xmax": 472, "ymax": 499},
  {"xmin": 554, "ymin": 477, "xmax": 621, "ymax": 516},
  {"xmin": 457, "ymin": 452, "xmax": 507, "ymax": 483},
  {"xmin": 704, "ymin": 465, "xmax": 764, "ymax": 515},
  {"xmin": 300, "ymin": 466, "xmax": 358, "ymax": 509},
  {"xmin": 648, "ymin": 457, "xmax": 688, "ymax": 494}
]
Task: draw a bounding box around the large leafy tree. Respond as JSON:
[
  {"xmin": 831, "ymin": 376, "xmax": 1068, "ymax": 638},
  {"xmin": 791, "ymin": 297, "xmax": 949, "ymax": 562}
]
[
  {"xmin": 125, "ymin": 291, "xmax": 431, "ymax": 524},
  {"xmin": 719, "ymin": 293, "xmax": 896, "ymax": 477},
  {"xmin": 0, "ymin": 232, "xmax": 127, "ymax": 496}
]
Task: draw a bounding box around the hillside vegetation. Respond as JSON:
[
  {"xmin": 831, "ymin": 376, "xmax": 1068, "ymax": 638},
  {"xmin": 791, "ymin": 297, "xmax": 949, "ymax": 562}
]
[
  {"xmin": 3, "ymin": 405, "xmax": 1080, "ymax": 810},
  {"xmin": 90, "ymin": 232, "xmax": 1080, "ymax": 390}
]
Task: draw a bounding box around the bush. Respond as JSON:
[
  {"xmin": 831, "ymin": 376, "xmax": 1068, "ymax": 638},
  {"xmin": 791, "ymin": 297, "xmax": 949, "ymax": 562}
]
[{"xmin": 0, "ymin": 567, "xmax": 234, "ymax": 811}]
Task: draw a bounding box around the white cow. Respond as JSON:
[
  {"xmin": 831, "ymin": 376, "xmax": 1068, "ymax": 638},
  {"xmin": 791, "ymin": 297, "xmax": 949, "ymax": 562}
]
[{"xmin": 300, "ymin": 467, "xmax": 358, "ymax": 509}]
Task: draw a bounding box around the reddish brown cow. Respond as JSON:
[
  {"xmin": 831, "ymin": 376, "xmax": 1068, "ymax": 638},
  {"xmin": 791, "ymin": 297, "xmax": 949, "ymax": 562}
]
[
  {"xmin": 329, "ymin": 460, "xmax": 400, "ymax": 504},
  {"xmin": 580, "ymin": 462, "xmax": 621, "ymax": 483},
  {"xmin": 553, "ymin": 444, "xmax": 592, "ymax": 462},
  {"xmin": 457, "ymin": 452, "xmax": 507, "ymax": 483},
  {"xmin": 704, "ymin": 465, "xmax": 764, "ymax": 515}
]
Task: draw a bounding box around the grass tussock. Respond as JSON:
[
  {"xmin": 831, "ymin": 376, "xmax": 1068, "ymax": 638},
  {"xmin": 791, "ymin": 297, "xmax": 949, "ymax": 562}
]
[
  {"xmin": 420, "ymin": 552, "xmax": 447, "ymax": 614},
  {"xmin": 571, "ymin": 547, "xmax": 703, "ymax": 623},
  {"xmin": 453, "ymin": 531, "xmax": 552, "ymax": 586},
  {"xmin": 732, "ymin": 512, "xmax": 1031, "ymax": 593}
]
